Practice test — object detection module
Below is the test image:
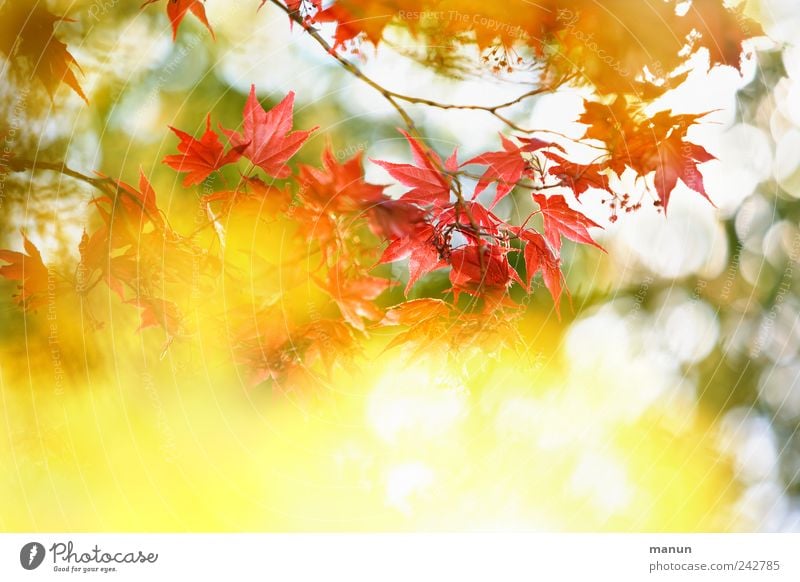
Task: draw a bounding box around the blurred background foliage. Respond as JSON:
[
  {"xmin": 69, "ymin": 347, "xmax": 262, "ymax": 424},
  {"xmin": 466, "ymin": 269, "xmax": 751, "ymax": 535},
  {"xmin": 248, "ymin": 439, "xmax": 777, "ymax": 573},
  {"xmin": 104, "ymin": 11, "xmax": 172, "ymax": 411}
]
[{"xmin": 1, "ymin": 0, "xmax": 799, "ymax": 531}]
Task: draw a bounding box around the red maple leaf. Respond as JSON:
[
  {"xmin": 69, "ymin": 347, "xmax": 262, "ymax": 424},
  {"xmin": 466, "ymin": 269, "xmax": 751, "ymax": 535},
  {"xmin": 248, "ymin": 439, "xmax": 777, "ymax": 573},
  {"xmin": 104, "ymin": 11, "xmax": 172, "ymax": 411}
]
[
  {"xmin": 299, "ymin": 146, "xmax": 385, "ymax": 212},
  {"xmin": 142, "ymin": 0, "xmax": 215, "ymax": 41},
  {"xmin": 379, "ymin": 224, "xmax": 445, "ymax": 295},
  {"xmin": 515, "ymin": 227, "xmax": 564, "ymax": 314},
  {"xmin": 438, "ymin": 201, "xmax": 503, "ymax": 243},
  {"xmin": 314, "ymin": 2, "xmax": 392, "ymax": 51},
  {"xmin": 449, "ymin": 244, "xmax": 521, "ymax": 301},
  {"xmin": 0, "ymin": 232, "xmax": 50, "ymax": 310},
  {"xmin": 542, "ymin": 152, "xmax": 610, "ymax": 198},
  {"xmin": 380, "ymin": 298, "xmax": 452, "ymax": 352},
  {"xmin": 371, "ymin": 129, "xmax": 457, "ymax": 209},
  {"xmin": 463, "ymin": 135, "xmax": 558, "ymax": 208},
  {"xmin": 164, "ymin": 114, "xmax": 245, "ymax": 186},
  {"xmin": 366, "ymin": 199, "xmax": 427, "ymax": 242},
  {"xmin": 647, "ymin": 129, "xmax": 715, "ymax": 212},
  {"xmin": 101, "ymin": 170, "xmax": 166, "ymax": 231},
  {"xmin": 221, "ymin": 86, "xmax": 317, "ymax": 178},
  {"xmin": 316, "ymin": 263, "xmax": 392, "ymax": 330},
  {"xmin": 532, "ymin": 193, "xmax": 603, "ymax": 252}
]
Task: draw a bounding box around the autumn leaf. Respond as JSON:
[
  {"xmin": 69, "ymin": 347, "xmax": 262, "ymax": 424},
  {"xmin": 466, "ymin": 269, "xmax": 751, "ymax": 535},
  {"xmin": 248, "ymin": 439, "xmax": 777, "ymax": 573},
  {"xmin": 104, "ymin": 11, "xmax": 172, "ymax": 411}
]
[
  {"xmin": 0, "ymin": 4, "xmax": 86, "ymax": 102},
  {"xmin": 299, "ymin": 145, "xmax": 385, "ymax": 212},
  {"xmin": 380, "ymin": 298, "xmax": 451, "ymax": 352},
  {"xmin": 366, "ymin": 199, "xmax": 427, "ymax": 242},
  {"xmin": 129, "ymin": 295, "xmax": 184, "ymax": 337},
  {"xmin": 516, "ymin": 228, "xmax": 564, "ymax": 314},
  {"xmin": 532, "ymin": 193, "xmax": 603, "ymax": 252},
  {"xmin": 381, "ymin": 298, "xmax": 451, "ymax": 327},
  {"xmin": 579, "ymin": 97, "xmax": 637, "ymax": 147},
  {"xmin": 221, "ymin": 86, "xmax": 317, "ymax": 178},
  {"xmin": 107, "ymin": 170, "xmax": 166, "ymax": 230},
  {"xmin": 649, "ymin": 131, "xmax": 715, "ymax": 212},
  {"xmin": 164, "ymin": 115, "xmax": 246, "ymax": 186},
  {"xmin": 142, "ymin": 0, "xmax": 215, "ymax": 41},
  {"xmin": 313, "ymin": 1, "xmax": 394, "ymax": 51},
  {"xmin": 372, "ymin": 129, "xmax": 457, "ymax": 209},
  {"xmin": 449, "ymin": 244, "xmax": 521, "ymax": 301},
  {"xmin": 542, "ymin": 152, "xmax": 610, "ymax": 198},
  {"xmin": 315, "ymin": 263, "xmax": 392, "ymax": 330},
  {"xmin": 438, "ymin": 201, "xmax": 503, "ymax": 243},
  {"xmin": 578, "ymin": 101, "xmax": 715, "ymax": 210},
  {"xmin": 463, "ymin": 134, "xmax": 559, "ymax": 208},
  {"xmin": 379, "ymin": 224, "xmax": 445, "ymax": 295},
  {"xmin": 0, "ymin": 232, "xmax": 50, "ymax": 310},
  {"xmin": 685, "ymin": 1, "xmax": 763, "ymax": 71}
]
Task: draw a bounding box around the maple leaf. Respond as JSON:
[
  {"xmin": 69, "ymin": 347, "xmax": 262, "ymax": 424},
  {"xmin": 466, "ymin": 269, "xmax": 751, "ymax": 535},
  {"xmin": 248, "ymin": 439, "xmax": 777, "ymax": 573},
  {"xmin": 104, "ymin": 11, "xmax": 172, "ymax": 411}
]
[
  {"xmin": 578, "ymin": 97, "xmax": 655, "ymax": 175},
  {"xmin": 0, "ymin": 4, "xmax": 87, "ymax": 102},
  {"xmin": 77, "ymin": 227, "xmax": 110, "ymax": 293},
  {"xmin": 316, "ymin": 264, "xmax": 392, "ymax": 330},
  {"xmin": 299, "ymin": 146, "xmax": 385, "ymax": 212},
  {"xmin": 579, "ymin": 97, "xmax": 636, "ymax": 145},
  {"xmin": 649, "ymin": 131, "xmax": 715, "ymax": 212},
  {"xmin": 164, "ymin": 115, "xmax": 246, "ymax": 186},
  {"xmin": 379, "ymin": 224, "xmax": 446, "ymax": 295},
  {"xmin": 532, "ymin": 193, "xmax": 603, "ymax": 252},
  {"xmin": 463, "ymin": 135, "xmax": 560, "ymax": 208},
  {"xmin": 129, "ymin": 295, "xmax": 184, "ymax": 337},
  {"xmin": 449, "ymin": 244, "xmax": 521, "ymax": 301},
  {"xmin": 542, "ymin": 152, "xmax": 610, "ymax": 198},
  {"xmin": 313, "ymin": 2, "xmax": 394, "ymax": 51},
  {"xmin": 300, "ymin": 319, "xmax": 357, "ymax": 375},
  {"xmin": 380, "ymin": 298, "xmax": 451, "ymax": 352},
  {"xmin": 685, "ymin": 2, "xmax": 763, "ymax": 72},
  {"xmin": 221, "ymin": 86, "xmax": 317, "ymax": 178},
  {"xmin": 438, "ymin": 201, "xmax": 503, "ymax": 242},
  {"xmin": 371, "ymin": 129, "xmax": 457, "ymax": 208},
  {"xmin": 579, "ymin": 101, "xmax": 715, "ymax": 207},
  {"xmin": 515, "ymin": 227, "xmax": 564, "ymax": 314},
  {"xmin": 381, "ymin": 298, "xmax": 451, "ymax": 327},
  {"xmin": 104, "ymin": 170, "xmax": 166, "ymax": 230},
  {"xmin": 0, "ymin": 232, "xmax": 50, "ymax": 310},
  {"xmin": 366, "ymin": 199, "xmax": 427, "ymax": 242},
  {"xmin": 142, "ymin": 0, "xmax": 215, "ymax": 41}
]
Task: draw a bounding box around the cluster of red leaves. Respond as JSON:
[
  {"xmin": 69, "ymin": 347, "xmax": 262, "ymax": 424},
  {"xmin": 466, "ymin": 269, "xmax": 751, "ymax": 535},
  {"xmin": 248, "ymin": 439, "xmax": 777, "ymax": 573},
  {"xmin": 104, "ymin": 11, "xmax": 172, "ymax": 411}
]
[
  {"xmin": 0, "ymin": 74, "xmax": 721, "ymax": 384},
  {"xmin": 0, "ymin": 0, "xmax": 754, "ymax": 385},
  {"xmin": 374, "ymin": 130, "xmax": 603, "ymax": 314},
  {"xmin": 549, "ymin": 97, "xmax": 717, "ymax": 220}
]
